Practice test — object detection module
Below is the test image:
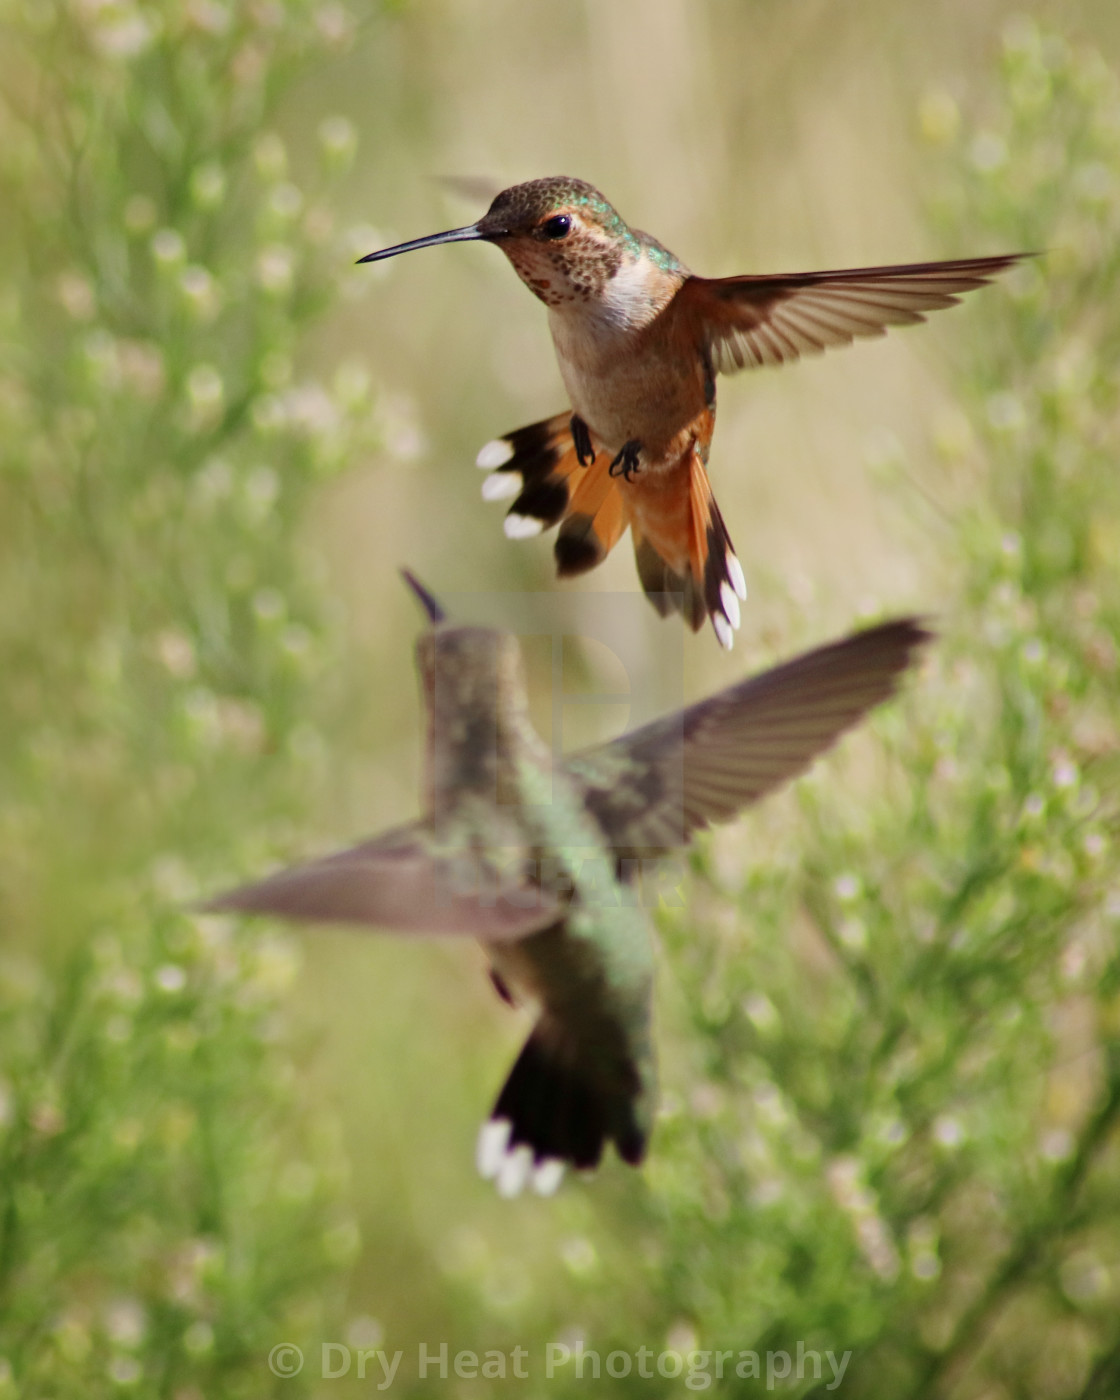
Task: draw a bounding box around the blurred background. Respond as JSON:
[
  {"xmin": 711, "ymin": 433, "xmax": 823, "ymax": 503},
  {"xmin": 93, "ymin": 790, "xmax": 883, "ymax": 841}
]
[{"xmin": 3, "ymin": 1, "xmax": 1120, "ymax": 1396}]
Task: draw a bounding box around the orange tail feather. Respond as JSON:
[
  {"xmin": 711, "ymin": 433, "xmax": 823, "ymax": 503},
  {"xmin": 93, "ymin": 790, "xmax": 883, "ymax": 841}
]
[
  {"xmin": 627, "ymin": 453, "xmax": 745, "ymax": 649},
  {"xmin": 477, "ymin": 417, "xmax": 745, "ymax": 647},
  {"xmin": 477, "ymin": 413, "xmax": 626, "ymax": 574}
]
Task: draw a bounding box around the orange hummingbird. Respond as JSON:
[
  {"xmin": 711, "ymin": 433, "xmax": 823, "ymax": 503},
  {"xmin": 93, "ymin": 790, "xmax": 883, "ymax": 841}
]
[{"xmin": 360, "ymin": 178, "xmax": 1024, "ymax": 648}]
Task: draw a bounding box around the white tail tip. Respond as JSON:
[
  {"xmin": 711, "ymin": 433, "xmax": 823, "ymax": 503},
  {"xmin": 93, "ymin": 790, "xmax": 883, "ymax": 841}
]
[
  {"xmin": 713, "ymin": 613, "xmax": 734, "ymax": 651},
  {"xmin": 477, "ymin": 1120, "xmax": 565, "ymax": 1198},
  {"xmin": 727, "ymin": 554, "xmax": 747, "ymax": 601},
  {"xmin": 532, "ymin": 1158, "xmax": 565, "ymax": 1196},
  {"xmin": 481, "ymin": 470, "xmax": 522, "ymax": 502},
  {"xmin": 476, "ymin": 438, "xmax": 514, "ymax": 471},
  {"xmin": 719, "ymin": 581, "xmax": 741, "ymax": 632},
  {"xmin": 496, "ymin": 1144, "xmax": 534, "ymax": 1198},
  {"xmin": 476, "ymin": 1118, "xmax": 511, "ymax": 1179},
  {"xmin": 504, "ymin": 513, "xmax": 544, "ymax": 540}
]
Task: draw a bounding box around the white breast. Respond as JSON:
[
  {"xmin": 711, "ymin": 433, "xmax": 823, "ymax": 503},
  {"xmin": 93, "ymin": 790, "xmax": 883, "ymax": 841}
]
[{"xmin": 546, "ymin": 258, "xmax": 691, "ymax": 453}]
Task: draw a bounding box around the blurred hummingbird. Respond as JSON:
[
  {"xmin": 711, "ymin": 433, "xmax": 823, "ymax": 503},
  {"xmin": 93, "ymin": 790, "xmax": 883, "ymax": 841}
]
[
  {"xmin": 205, "ymin": 570, "xmax": 929, "ymax": 1195},
  {"xmin": 360, "ymin": 177, "xmax": 1024, "ymax": 648}
]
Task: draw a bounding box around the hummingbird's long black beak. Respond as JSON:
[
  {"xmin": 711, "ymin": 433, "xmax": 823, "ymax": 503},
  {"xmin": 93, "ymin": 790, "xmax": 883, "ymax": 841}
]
[
  {"xmin": 400, "ymin": 568, "xmax": 447, "ymax": 625},
  {"xmin": 357, "ymin": 224, "xmax": 492, "ymax": 265}
]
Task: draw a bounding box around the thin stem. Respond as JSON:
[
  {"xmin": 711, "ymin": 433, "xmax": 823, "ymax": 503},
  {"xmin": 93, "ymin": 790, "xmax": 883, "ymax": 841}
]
[{"xmin": 909, "ymin": 1062, "xmax": 1120, "ymax": 1398}]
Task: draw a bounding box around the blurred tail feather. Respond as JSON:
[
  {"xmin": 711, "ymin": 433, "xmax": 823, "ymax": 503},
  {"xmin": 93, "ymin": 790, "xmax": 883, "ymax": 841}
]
[{"xmin": 477, "ymin": 1016, "xmax": 649, "ymax": 1197}]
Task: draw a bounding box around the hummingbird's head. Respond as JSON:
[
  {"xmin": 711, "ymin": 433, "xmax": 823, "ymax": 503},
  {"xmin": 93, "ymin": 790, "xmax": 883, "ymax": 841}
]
[
  {"xmin": 473, "ymin": 177, "xmax": 640, "ymax": 307},
  {"xmin": 401, "ymin": 569, "xmax": 529, "ymax": 738},
  {"xmin": 359, "ymin": 177, "xmax": 659, "ymax": 309}
]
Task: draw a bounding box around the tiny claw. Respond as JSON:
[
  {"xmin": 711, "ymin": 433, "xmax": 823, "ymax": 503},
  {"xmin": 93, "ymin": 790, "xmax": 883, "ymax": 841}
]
[
  {"xmin": 571, "ymin": 414, "xmax": 595, "ymax": 468},
  {"xmin": 609, "ymin": 440, "xmax": 642, "ymax": 481}
]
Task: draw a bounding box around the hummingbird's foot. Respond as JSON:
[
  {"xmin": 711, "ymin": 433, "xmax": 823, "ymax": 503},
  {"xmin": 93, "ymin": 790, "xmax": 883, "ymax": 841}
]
[
  {"xmin": 609, "ymin": 440, "xmax": 642, "ymax": 481},
  {"xmin": 571, "ymin": 414, "xmax": 595, "ymax": 468}
]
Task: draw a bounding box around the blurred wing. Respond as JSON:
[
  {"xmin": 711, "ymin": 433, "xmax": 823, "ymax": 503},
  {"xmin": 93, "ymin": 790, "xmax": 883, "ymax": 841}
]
[
  {"xmin": 681, "ymin": 255, "xmax": 1025, "ymax": 374},
  {"xmin": 201, "ymin": 823, "xmax": 560, "ymax": 941},
  {"xmin": 435, "ymin": 174, "xmax": 505, "ymax": 205},
  {"xmin": 567, "ymin": 618, "xmax": 931, "ymax": 853}
]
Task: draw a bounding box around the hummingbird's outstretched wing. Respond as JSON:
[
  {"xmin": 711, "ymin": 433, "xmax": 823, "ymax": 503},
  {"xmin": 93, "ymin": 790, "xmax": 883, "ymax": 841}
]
[
  {"xmin": 681, "ymin": 255, "xmax": 1026, "ymax": 375},
  {"xmin": 435, "ymin": 174, "xmax": 506, "ymax": 205},
  {"xmin": 567, "ymin": 618, "xmax": 930, "ymax": 855},
  {"xmin": 201, "ymin": 823, "xmax": 561, "ymax": 941}
]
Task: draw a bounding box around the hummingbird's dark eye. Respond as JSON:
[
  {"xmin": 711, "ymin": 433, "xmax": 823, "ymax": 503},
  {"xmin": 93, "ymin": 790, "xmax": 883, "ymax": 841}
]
[{"xmin": 540, "ymin": 214, "xmax": 572, "ymax": 240}]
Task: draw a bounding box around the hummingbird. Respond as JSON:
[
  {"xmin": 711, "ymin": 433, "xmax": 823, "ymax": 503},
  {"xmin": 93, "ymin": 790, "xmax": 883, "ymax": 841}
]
[
  {"xmin": 359, "ymin": 177, "xmax": 1024, "ymax": 648},
  {"xmin": 205, "ymin": 570, "xmax": 929, "ymax": 1195}
]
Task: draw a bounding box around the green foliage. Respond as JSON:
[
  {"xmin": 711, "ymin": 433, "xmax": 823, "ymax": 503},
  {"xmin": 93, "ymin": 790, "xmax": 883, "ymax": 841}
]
[
  {"xmin": 638, "ymin": 22, "xmax": 1120, "ymax": 1398},
  {"xmin": 4, "ymin": 7, "xmax": 1119, "ymax": 1400},
  {"xmin": 351, "ymin": 22, "xmax": 1120, "ymax": 1400},
  {"xmin": 0, "ymin": 1, "xmax": 375, "ymax": 1393}
]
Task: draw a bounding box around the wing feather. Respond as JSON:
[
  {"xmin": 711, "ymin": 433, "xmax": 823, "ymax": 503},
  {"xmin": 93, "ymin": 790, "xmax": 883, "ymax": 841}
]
[
  {"xmin": 202, "ymin": 822, "xmax": 560, "ymax": 941},
  {"xmin": 568, "ymin": 619, "xmax": 931, "ymax": 854},
  {"xmin": 682, "ymin": 254, "xmax": 1027, "ymax": 376}
]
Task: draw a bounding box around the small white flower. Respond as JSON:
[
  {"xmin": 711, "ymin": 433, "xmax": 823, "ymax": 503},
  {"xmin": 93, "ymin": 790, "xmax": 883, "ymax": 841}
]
[
  {"xmin": 118, "ymin": 341, "xmax": 165, "ymax": 400},
  {"xmin": 319, "ymin": 115, "xmax": 357, "ymax": 164},
  {"xmin": 911, "ymin": 1250, "xmax": 941, "ymax": 1281},
  {"xmin": 155, "ymin": 629, "xmax": 196, "ymax": 680},
  {"xmin": 252, "ymin": 588, "xmax": 285, "ymax": 623},
  {"xmin": 743, "ymin": 992, "xmax": 779, "ymax": 1034},
  {"xmin": 834, "ymin": 872, "xmax": 862, "ymax": 902},
  {"xmin": 57, "ymin": 271, "xmax": 96, "ymax": 321},
  {"xmin": 286, "ymin": 383, "xmax": 339, "ymax": 436},
  {"xmin": 151, "ymin": 228, "xmax": 186, "ymax": 266},
  {"xmin": 104, "ymin": 1297, "xmax": 147, "ymax": 1349},
  {"xmin": 1040, "ymin": 1127, "xmax": 1074, "ymax": 1161},
  {"xmin": 154, "ymin": 964, "xmax": 187, "ymax": 994},
  {"xmin": 91, "ymin": 8, "xmax": 158, "ymax": 59},
  {"xmin": 187, "ymin": 364, "xmax": 224, "ymax": 417},
  {"xmin": 933, "ymin": 1115, "xmax": 965, "ymax": 1149},
  {"xmin": 185, "ymin": 0, "xmax": 231, "ymax": 35},
  {"xmin": 257, "ymin": 245, "xmax": 294, "ymax": 295},
  {"xmin": 970, "ymin": 131, "xmax": 1008, "ymax": 172},
  {"xmin": 346, "ymin": 1315, "xmax": 383, "ymax": 1350},
  {"xmin": 315, "ymin": 2, "xmax": 354, "ymax": 44},
  {"xmin": 180, "ymin": 265, "xmax": 221, "ymax": 321}
]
